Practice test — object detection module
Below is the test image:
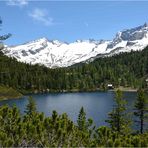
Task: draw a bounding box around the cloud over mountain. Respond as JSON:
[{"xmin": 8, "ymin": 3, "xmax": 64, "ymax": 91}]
[{"xmin": 28, "ymin": 8, "xmax": 53, "ymax": 26}]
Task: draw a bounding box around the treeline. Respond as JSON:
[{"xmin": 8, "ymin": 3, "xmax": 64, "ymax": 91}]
[
  {"xmin": 0, "ymin": 46, "xmax": 148, "ymax": 93},
  {"xmin": 0, "ymin": 89, "xmax": 147, "ymax": 147}
]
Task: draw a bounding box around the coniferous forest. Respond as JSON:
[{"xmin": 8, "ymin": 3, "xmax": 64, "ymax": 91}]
[{"xmin": 0, "ymin": 46, "xmax": 148, "ymax": 95}]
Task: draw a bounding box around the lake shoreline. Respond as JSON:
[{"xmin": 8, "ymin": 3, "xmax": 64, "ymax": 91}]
[
  {"xmin": 0, "ymin": 95, "xmax": 22, "ymax": 101},
  {"xmin": 0, "ymin": 87, "xmax": 138, "ymax": 101},
  {"xmin": 0, "ymin": 85, "xmax": 23, "ymax": 101},
  {"xmin": 24, "ymin": 88, "xmax": 138, "ymax": 96},
  {"xmin": 109, "ymin": 87, "xmax": 138, "ymax": 92}
]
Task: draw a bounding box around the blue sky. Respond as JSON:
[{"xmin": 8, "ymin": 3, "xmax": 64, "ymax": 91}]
[{"xmin": 0, "ymin": 0, "xmax": 148, "ymax": 45}]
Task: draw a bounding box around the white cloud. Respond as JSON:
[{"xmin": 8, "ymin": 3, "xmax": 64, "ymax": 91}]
[
  {"xmin": 28, "ymin": 8, "xmax": 53, "ymax": 26},
  {"xmin": 7, "ymin": 0, "xmax": 28, "ymax": 7}
]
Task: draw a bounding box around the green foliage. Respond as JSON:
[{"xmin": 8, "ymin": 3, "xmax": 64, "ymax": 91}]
[
  {"xmin": 77, "ymin": 106, "xmax": 94, "ymax": 144},
  {"xmin": 0, "ymin": 95, "xmax": 148, "ymax": 147},
  {"xmin": 24, "ymin": 96, "xmax": 37, "ymax": 117},
  {"xmin": 77, "ymin": 107, "xmax": 87, "ymax": 131},
  {"xmin": 134, "ymin": 89, "xmax": 148, "ymax": 133},
  {"xmin": 106, "ymin": 89, "xmax": 131, "ymax": 134}
]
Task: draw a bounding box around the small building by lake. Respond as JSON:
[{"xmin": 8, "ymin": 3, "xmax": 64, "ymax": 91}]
[{"xmin": 107, "ymin": 84, "xmax": 114, "ymax": 89}]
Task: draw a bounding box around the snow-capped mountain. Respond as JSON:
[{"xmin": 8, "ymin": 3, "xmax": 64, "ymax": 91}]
[{"xmin": 2, "ymin": 23, "xmax": 148, "ymax": 68}]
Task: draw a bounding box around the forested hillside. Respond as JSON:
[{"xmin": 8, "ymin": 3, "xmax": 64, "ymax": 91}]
[{"xmin": 0, "ymin": 46, "xmax": 148, "ymax": 94}]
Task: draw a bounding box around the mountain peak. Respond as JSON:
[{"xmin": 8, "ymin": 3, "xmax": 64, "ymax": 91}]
[
  {"xmin": 50, "ymin": 40, "xmax": 63, "ymax": 45},
  {"xmin": 23, "ymin": 37, "xmax": 48, "ymax": 45},
  {"xmin": 113, "ymin": 23, "xmax": 148, "ymax": 42},
  {"xmin": 143, "ymin": 22, "xmax": 148, "ymax": 28},
  {"xmin": 36, "ymin": 37, "xmax": 49, "ymax": 43},
  {"xmin": 3, "ymin": 23, "xmax": 148, "ymax": 68}
]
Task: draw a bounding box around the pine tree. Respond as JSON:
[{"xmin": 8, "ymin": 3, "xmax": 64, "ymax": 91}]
[
  {"xmin": 25, "ymin": 96, "xmax": 37, "ymax": 117},
  {"xmin": 134, "ymin": 89, "xmax": 148, "ymax": 134},
  {"xmin": 77, "ymin": 107, "xmax": 87, "ymax": 131},
  {"xmin": 106, "ymin": 89, "xmax": 131, "ymax": 134}
]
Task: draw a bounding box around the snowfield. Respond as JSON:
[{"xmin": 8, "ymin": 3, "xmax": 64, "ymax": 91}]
[{"xmin": 2, "ymin": 23, "xmax": 148, "ymax": 68}]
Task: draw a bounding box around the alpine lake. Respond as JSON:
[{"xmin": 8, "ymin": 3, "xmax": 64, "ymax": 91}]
[{"xmin": 0, "ymin": 91, "xmax": 139, "ymax": 128}]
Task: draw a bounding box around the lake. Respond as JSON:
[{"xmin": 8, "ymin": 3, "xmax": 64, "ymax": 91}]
[{"xmin": 0, "ymin": 91, "xmax": 138, "ymax": 127}]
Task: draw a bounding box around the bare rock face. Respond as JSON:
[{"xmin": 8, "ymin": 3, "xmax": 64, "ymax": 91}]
[{"xmin": 2, "ymin": 23, "xmax": 148, "ymax": 68}]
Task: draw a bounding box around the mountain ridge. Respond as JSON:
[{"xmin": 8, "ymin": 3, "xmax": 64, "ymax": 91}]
[{"xmin": 2, "ymin": 23, "xmax": 148, "ymax": 68}]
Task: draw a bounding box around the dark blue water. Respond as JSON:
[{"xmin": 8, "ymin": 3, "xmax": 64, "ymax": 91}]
[
  {"xmin": 0, "ymin": 92, "xmax": 136, "ymax": 125},
  {"xmin": 0, "ymin": 91, "xmax": 137, "ymax": 127}
]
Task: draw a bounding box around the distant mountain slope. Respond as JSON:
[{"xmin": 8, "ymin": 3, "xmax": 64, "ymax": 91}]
[{"xmin": 2, "ymin": 23, "xmax": 148, "ymax": 68}]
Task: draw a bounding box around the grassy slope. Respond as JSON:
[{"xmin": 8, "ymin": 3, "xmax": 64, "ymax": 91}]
[{"xmin": 0, "ymin": 85, "xmax": 22, "ymax": 100}]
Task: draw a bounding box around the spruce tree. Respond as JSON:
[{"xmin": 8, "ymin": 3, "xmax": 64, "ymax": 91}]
[
  {"xmin": 106, "ymin": 89, "xmax": 131, "ymax": 134},
  {"xmin": 77, "ymin": 107, "xmax": 87, "ymax": 131},
  {"xmin": 25, "ymin": 96, "xmax": 37, "ymax": 117},
  {"xmin": 134, "ymin": 89, "xmax": 148, "ymax": 133}
]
